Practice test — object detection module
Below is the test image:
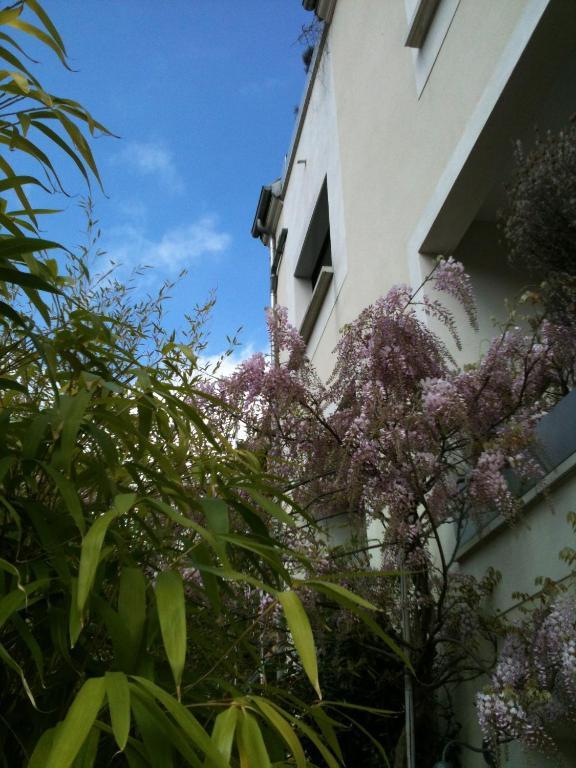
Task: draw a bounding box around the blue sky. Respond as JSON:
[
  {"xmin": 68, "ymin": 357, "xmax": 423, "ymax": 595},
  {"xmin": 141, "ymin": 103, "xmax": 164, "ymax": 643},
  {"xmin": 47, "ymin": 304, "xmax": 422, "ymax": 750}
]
[{"xmin": 26, "ymin": 1, "xmax": 312, "ymax": 361}]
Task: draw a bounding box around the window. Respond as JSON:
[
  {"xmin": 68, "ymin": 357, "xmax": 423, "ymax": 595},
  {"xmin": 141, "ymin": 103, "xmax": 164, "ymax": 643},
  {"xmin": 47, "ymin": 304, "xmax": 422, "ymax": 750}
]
[
  {"xmin": 294, "ymin": 179, "xmax": 334, "ymax": 343},
  {"xmin": 405, "ymin": 0, "xmax": 442, "ymax": 49}
]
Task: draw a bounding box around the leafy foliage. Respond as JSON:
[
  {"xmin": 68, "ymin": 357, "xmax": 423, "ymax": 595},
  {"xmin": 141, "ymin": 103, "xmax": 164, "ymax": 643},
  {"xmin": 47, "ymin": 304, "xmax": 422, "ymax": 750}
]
[
  {"xmin": 0, "ymin": 4, "xmax": 407, "ymax": 766},
  {"xmin": 216, "ymin": 258, "xmax": 576, "ymax": 765}
]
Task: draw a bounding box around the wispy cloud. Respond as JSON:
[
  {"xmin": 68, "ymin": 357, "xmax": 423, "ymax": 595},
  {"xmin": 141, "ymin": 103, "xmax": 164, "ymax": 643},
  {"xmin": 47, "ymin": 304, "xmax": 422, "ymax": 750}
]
[
  {"xmin": 113, "ymin": 140, "xmax": 184, "ymax": 192},
  {"xmin": 105, "ymin": 216, "xmax": 231, "ymax": 275},
  {"xmin": 198, "ymin": 343, "xmax": 264, "ymax": 379}
]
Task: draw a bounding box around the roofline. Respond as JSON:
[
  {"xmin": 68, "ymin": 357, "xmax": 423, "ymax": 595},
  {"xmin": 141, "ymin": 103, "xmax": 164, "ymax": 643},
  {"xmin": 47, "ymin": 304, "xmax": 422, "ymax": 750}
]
[
  {"xmin": 251, "ymin": 185, "xmax": 272, "ymax": 239},
  {"xmin": 281, "ymin": 0, "xmax": 336, "ymax": 198}
]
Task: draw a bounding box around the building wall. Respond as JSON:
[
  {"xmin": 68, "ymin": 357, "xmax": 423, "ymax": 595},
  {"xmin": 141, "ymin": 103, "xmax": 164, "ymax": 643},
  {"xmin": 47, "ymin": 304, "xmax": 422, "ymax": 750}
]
[
  {"xmin": 263, "ymin": 0, "xmax": 576, "ymax": 764},
  {"xmin": 277, "ymin": 0, "xmax": 547, "ymax": 369}
]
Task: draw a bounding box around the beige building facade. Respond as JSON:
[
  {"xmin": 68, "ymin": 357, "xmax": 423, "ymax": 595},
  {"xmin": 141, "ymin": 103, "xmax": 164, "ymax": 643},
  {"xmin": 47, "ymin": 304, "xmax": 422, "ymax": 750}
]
[{"xmin": 252, "ymin": 1, "xmax": 576, "ymax": 765}]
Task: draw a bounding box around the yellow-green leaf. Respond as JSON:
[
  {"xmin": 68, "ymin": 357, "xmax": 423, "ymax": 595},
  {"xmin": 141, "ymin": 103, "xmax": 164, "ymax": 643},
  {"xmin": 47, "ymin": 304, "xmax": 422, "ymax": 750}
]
[
  {"xmin": 106, "ymin": 671, "xmax": 130, "ymax": 751},
  {"xmin": 207, "ymin": 706, "xmax": 238, "ymax": 765},
  {"xmin": 201, "ymin": 497, "xmax": 229, "ymax": 534},
  {"xmin": 46, "ymin": 677, "xmax": 105, "ymax": 768},
  {"xmin": 278, "ymin": 590, "xmax": 320, "ymax": 698},
  {"xmin": 155, "ymin": 570, "xmax": 186, "ymax": 697},
  {"xmin": 238, "ymin": 712, "xmax": 271, "ymax": 768},
  {"xmin": 304, "ymin": 579, "xmax": 379, "ymax": 611},
  {"xmin": 118, "ymin": 567, "xmax": 146, "ymax": 665},
  {"xmin": 250, "ymin": 697, "xmax": 307, "ymax": 768},
  {"xmin": 77, "ymin": 494, "xmax": 136, "ymax": 614}
]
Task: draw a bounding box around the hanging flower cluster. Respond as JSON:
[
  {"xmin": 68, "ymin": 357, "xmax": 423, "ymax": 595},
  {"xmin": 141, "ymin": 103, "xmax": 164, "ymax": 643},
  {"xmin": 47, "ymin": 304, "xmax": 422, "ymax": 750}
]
[
  {"xmin": 211, "ymin": 257, "xmax": 575, "ymax": 753},
  {"xmin": 477, "ymin": 593, "xmax": 576, "ymax": 755}
]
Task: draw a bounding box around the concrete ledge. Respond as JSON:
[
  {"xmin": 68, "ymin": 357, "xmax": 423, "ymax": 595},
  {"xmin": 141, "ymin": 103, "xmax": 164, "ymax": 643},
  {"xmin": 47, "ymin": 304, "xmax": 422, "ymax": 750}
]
[
  {"xmin": 405, "ymin": 0, "xmax": 441, "ymax": 48},
  {"xmin": 300, "ymin": 266, "xmax": 333, "ymax": 343}
]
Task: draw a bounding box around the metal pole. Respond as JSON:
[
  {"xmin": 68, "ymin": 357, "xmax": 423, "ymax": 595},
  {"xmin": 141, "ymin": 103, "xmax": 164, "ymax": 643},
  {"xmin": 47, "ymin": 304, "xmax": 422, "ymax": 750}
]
[{"xmin": 401, "ymin": 567, "xmax": 416, "ymax": 768}]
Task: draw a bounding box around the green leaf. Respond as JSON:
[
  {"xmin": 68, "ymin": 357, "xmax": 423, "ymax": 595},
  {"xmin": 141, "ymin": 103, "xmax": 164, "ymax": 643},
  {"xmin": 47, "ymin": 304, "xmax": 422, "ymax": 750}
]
[
  {"xmin": 303, "ymin": 579, "xmax": 379, "ymax": 611},
  {"xmin": 40, "ymin": 462, "xmax": 85, "ymax": 534},
  {"xmin": 0, "ymin": 376, "xmax": 26, "ymax": 392},
  {"xmin": 0, "ymin": 641, "xmax": 37, "ymax": 707},
  {"xmin": 238, "ymin": 712, "xmax": 270, "ymax": 768},
  {"xmin": 69, "ymin": 578, "xmax": 81, "ymax": 648},
  {"xmin": 243, "ymin": 487, "xmax": 296, "ymax": 527},
  {"xmin": 0, "ymin": 265, "xmax": 59, "ymax": 292},
  {"xmin": 208, "ymin": 707, "xmax": 238, "ymax": 765},
  {"xmin": 132, "ymin": 677, "xmax": 228, "ymax": 768},
  {"xmin": 278, "ymin": 590, "xmax": 320, "ymax": 698},
  {"xmin": 118, "ymin": 567, "xmax": 146, "ymax": 667},
  {"xmin": 131, "ymin": 696, "xmax": 174, "ymax": 768},
  {"xmin": 53, "ymin": 389, "xmax": 92, "ymax": 473},
  {"xmin": 25, "ymin": 0, "xmax": 66, "ymax": 52},
  {"xmin": 28, "ymin": 728, "xmax": 56, "ymax": 768},
  {"xmin": 0, "ymin": 235, "xmax": 61, "ymax": 259},
  {"xmin": 106, "ymin": 671, "xmax": 131, "ymax": 751},
  {"xmin": 250, "ymin": 697, "xmax": 307, "ymax": 768},
  {"xmin": 73, "ymin": 728, "xmax": 100, "ymax": 768},
  {"xmin": 46, "ymin": 678, "xmax": 105, "ymax": 768},
  {"xmin": 77, "ymin": 494, "xmax": 136, "ymax": 615},
  {"xmin": 201, "ymin": 497, "xmax": 229, "ymax": 534},
  {"xmin": 155, "ymin": 570, "xmax": 186, "ymax": 697}
]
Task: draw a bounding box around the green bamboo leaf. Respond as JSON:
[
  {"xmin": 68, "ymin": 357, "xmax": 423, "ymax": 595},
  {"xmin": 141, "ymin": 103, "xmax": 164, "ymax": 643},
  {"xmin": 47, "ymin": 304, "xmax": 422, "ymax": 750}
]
[
  {"xmin": 0, "ymin": 300, "xmax": 29, "ymax": 330},
  {"xmin": 12, "ymin": 613, "xmax": 45, "ymax": 683},
  {"xmin": 9, "ymin": 69, "xmax": 28, "ymax": 92},
  {"xmin": 0, "ymin": 235, "xmax": 61, "ymax": 259},
  {"xmin": 290, "ymin": 716, "xmax": 341, "ymax": 768},
  {"xmin": 0, "ymin": 641, "xmax": 37, "ymax": 707},
  {"xmin": 250, "ymin": 697, "xmax": 307, "ymax": 768},
  {"xmin": 208, "ymin": 706, "xmax": 238, "ymax": 764},
  {"xmin": 346, "ymin": 604, "xmax": 413, "ymax": 671},
  {"xmin": 308, "ymin": 706, "xmax": 344, "ymax": 764},
  {"xmin": 155, "ymin": 570, "xmax": 186, "ymax": 697},
  {"xmin": 28, "ymin": 728, "xmax": 56, "ymax": 768},
  {"xmin": 238, "ymin": 712, "xmax": 270, "ymax": 768},
  {"xmin": 0, "ymin": 7, "xmax": 21, "ymax": 26},
  {"xmin": 53, "ymin": 389, "xmax": 92, "ymax": 473},
  {"xmin": 30, "ymin": 120, "xmax": 90, "ymax": 184},
  {"xmin": 0, "ymin": 456, "xmax": 15, "ymax": 484},
  {"xmin": 131, "ymin": 677, "xmax": 229, "ymax": 768},
  {"xmin": 303, "ymin": 579, "xmax": 379, "ymax": 611},
  {"xmin": 46, "ymin": 677, "xmax": 105, "ymax": 768},
  {"xmin": 118, "ymin": 567, "xmax": 146, "ymax": 666},
  {"xmin": 0, "ymin": 265, "xmax": 59, "ymax": 292},
  {"xmin": 40, "ymin": 462, "xmax": 85, "ymax": 534},
  {"xmin": 25, "ymin": 0, "xmax": 66, "ymax": 52},
  {"xmin": 106, "ymin": 671, "xmax": 131, "ymax": 751},
  {"xmin": 0, "ymin": 556, "xmax": 22, "ymax": 589},
  {"xmin": 0, "ymin": 154, "xmax": 39, "ymax": 225},
  {"xmin": 6, "ymin": 18, "xmax": 69, "ymax": 68},
  {"xmin": 0, "ymin": 580, "xmax": 45, "ymax": 628},
  {"xmin": 201, "ymin": 497, "xmax": 229, "ymax": 534},
  {"xmin": 243, "ymin": 487, "xmax": 296, "ymax": 527},
  {"xmin": 0, "ymin": 44, "xmax": 38, "ymax": 80},
  {"xmin": 0, "ymin": 376, "xmax": 26, "ymax": 392},
  {"xmin": 0, "ymin": 174, "xmax": 50, "ymax": 194},
  {"xmin": 0, "ymin": 132, "xmax": 62, "ymax": 189},
  {"xmin": 278, "ymin": 590, "xmax": 320, "ymax": 698},
  {"xmin": 74, "ymin": 728, "xmax": 100, "ymax": 768},
  {"xmin": 77, "ymin": 494, "xmax": 136, "ymax": 614},
  {"xmin": 69, "ymin": 578, "xmax": 81, "ymax": 648},
  {"xmin": 131, "ymin": 696, "xmax": 174, "ymax": 768}
]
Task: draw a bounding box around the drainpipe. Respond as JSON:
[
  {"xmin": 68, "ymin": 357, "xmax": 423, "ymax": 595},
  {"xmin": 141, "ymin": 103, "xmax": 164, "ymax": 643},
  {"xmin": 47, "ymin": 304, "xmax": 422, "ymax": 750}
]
[
  {"xmin": 401, "ymin": 565, "xmax": 416, "ymax": 768},
  {"xmin": 254, "ymin": 219, "xmax": 279, "ymax": 365}
]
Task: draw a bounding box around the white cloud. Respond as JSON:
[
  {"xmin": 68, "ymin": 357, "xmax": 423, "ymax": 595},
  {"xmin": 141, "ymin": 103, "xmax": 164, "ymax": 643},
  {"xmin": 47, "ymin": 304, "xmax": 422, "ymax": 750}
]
[
  {"xmin": 105, "ymin": 216, "xmax": 231, "ymax": 275},
  {"xmin": 114, "ymin": 140, "xmax": 184, "ymax": 192},
  {"xmin": 199, "ymin": 343, "xmax": 266, "ymax": 379}
]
